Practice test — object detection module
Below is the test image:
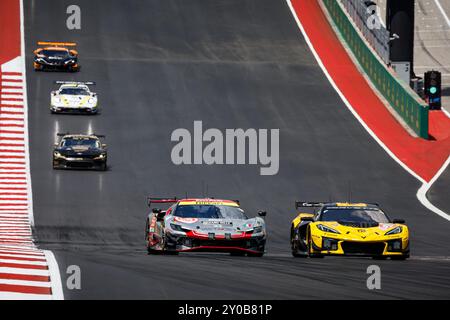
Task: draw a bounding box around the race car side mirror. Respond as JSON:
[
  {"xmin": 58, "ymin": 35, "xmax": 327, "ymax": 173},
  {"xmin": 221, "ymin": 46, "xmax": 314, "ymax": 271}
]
[
  {"xmin": 102, "ymin": 144, "xmax": 107, "ymax": 148},
  {"xmin": 258, "ymin": 211, "xmax": 267, "ymax": 217},
  {"xmin": 393, "ymin": 219, "xmax": 405, "ymax": 224},
  {"xmin": 54, "ymin": 143, "xmax": 59, "ymax": 147}
]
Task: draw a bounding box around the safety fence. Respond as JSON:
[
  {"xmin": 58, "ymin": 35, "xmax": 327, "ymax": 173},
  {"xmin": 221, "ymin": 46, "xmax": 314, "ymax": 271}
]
[
  {"xmin": 322, "ymin": 0, "xmax": 429, "ymax": 139},
  {"xmin": 340, "ymin": 0, "xmax": 390, "ymax": 64}
]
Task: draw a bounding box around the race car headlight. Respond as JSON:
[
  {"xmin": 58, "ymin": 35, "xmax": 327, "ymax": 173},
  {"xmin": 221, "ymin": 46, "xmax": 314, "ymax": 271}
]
[
  {"xmin": 53, "ymin": 151, "xmax": 65, "ymax": 159},
  {"xmin": 253, "ymin": 226, "xmax": 263, "ymax": 233},
  {"xmin": 35, "ymin": 57, "xmax": 45, "ymax": 63},
  {"xmin": 88, "ymin": 98, "xmax": 95, "ymax": 104},
  {"xmin": 52, "ymin": 97, "xmax": 62, "ymax": 103},
  {"xmin": 317, "ymin": 224, "xmax": 341, "ymax": 234},
  {"xmin": 94, "ymin": 153, "xmax": 106, "ymax": 160},
  {"xmin": 64, "ymin": 59, "xmax": 75, "ymax": 64},
  {"xmin": 385, "ymin": 226, "xmax": 402, "ymax": 235}
]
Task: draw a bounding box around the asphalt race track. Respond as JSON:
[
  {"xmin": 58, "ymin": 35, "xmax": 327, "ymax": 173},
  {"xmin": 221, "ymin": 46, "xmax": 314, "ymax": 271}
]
[
  {"xmin": 24, "ymin": 0, "xmax": 450, "ymax": 299},
  {"xmin": 429, "ymin": 169, "xmax": 450, "ymax": 214}
]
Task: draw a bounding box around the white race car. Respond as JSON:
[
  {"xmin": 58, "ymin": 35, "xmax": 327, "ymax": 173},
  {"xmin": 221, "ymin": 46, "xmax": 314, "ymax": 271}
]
[{"xmin": 50, "ymin": 81, "xmax": 98, "ymax": 114}]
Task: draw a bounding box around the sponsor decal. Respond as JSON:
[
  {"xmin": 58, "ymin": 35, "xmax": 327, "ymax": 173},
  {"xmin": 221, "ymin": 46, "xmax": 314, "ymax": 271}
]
[
  {"xmin": 174, "ymin": 217, "xmax": 199, "ymax": 224},
  {"xmin": 202, "ymin": 220, "xmax": 233, "ymax": 226}
]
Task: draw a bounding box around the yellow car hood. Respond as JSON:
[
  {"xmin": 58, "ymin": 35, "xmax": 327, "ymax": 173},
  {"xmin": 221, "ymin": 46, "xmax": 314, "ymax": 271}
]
[{"xmin": 313, "ymin": 221, "xmax": 405, "ymax": 240}]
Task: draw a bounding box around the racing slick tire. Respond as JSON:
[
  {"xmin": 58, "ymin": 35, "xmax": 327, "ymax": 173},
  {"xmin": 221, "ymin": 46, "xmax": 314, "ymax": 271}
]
[
  {"xmin": 291, "ymin": 226, "xmax": 308, "ymax": 258},
  {"xmin": 52, "ymin": 159, "xmax": 60, "ymax": 170},
  {"xmin": 100, "ymin": 162, "xmax": 107, "ymax": 171}
]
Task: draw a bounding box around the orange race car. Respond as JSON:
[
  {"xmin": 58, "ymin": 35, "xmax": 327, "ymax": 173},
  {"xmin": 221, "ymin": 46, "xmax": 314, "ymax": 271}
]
[{"xmin": 33, "ymin": 41, "xmax": 79, "ymax": 72}]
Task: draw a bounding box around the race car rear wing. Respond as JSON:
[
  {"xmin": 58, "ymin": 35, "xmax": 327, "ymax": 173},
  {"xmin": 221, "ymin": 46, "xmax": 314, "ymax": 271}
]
[
  {"xmin": 295, "ymin": 201, "xmax": 324, "ymax": 209},
  {"xmin": 55, "ymin": 81, "xmax": 95, "ymax": 85},
  {"xmin": 295, "ymin": 201, "xmax": 380, "ymax": 209},
  {"xmin": 147, "ymin": 197, "xmax": 178, "ymax": 207},
  {"xmin": 37, "ymin": 41, "xmax": 77, "ymax": 47},
  {"xmin": 56, "ymin": 132, "xmax": 105, "ymax": 138}
]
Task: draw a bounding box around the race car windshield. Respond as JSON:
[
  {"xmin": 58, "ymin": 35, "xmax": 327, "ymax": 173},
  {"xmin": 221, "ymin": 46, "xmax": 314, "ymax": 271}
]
[
  {"xmin": 174, "ymin": 205, "xmax": 248, "ymax": 220},
  {"xmin": 320, "ymin": 208, "xmax": 390, "ymax": 223},
  {"xmin": 62, "ymin": 138, "xmax": 100, "ymax": 148},
  {"xmin": 41, "ymin": 50, "xmax": 69, "ymax": 57},
  {"xmin": 60, "ymin": 88, "xmax": 89, "ymax": 95}
]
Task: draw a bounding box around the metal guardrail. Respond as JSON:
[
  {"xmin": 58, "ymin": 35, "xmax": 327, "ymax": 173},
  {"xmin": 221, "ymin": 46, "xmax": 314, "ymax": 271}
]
[{"xmin": 340, "ymin": 0, "xmax": 390, "ymax": 64}]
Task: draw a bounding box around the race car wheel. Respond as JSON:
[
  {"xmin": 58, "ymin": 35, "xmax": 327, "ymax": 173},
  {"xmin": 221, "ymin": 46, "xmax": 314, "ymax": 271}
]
[
  {"xmin": 161, "ymin": 236, "xmax": 179, "ymax": 255},
  {"xmin": 100, "ymin": 162, "xmax": 107, "ymax": 171},
  {"xmin": 52, "ymin": 160, "xmax": 60, "ymax": 170},
  {"xmin": 291, "ymin": 226, "xmax": 307, "ymax": 258}
]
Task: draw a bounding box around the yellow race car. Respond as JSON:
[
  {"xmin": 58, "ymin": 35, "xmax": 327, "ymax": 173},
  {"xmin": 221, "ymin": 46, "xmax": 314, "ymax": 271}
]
[{"xmin": 290, "ymin": 202, "xmax": 409, "ymax": 260}]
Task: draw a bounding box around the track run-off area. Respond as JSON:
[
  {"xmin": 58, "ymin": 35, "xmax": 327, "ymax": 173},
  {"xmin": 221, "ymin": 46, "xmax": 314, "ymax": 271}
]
[{"xmin": 0, "ymin": 0, "xmax": 448, "ymax": 299}]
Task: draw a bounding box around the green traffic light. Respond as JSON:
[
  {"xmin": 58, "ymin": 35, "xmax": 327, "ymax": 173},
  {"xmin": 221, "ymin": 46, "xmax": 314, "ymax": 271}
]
[{"xmin": 430, "ymin": 87, "xmax": 437, "ymax": 94}]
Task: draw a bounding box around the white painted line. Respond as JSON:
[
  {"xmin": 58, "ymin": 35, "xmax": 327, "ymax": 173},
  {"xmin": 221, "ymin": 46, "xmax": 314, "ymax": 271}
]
[
  {"xmin": 0, "ymin": 107, "xmax": 25, "ymax": 113},
  {"xmin": 434, "ymin": 0, "xmax": 450, "ymax": 27},
  {"xmin": 19, "ymin": 0, "xmax": 35, "ymax": 231},
  {"xmin": 0, "ymin": 258, "xmax": 47, "ymax": 266},
  {"xmin": 1, "ymin": 88, "xmax": 23, "ymax": 93},
  {"xmin": 0, "ymin": 196, "xmax": 28, "ymax": 200},
  {"xmin": 0, "ymin": 267, "xmax": 50, "ymax": 277},
  {"xmin": 0, "ymin": 214, "xmax": 28, "ymax": 218},
  {"xmin": 0, "ymin": 234, "xmax": 32, "ymax": 238},
  {"xmin": 442, "ymin": 107, "xmax": 450, "ymax": 118},
  {"xmin": 0, "ymin": 100, "xmax": 24, "ymax": 106},
  {"xmin": 0, "ymin": 120, "xmax": 25, "ymax": 125},
  {"xmin": 43, "ymin": 251, "xmax": 64, "ymax": 300},
  {"xmin": 0, "ymin": 292, "xmax": 53, "ymax": 300},
  {"xmin": 417, "ymin": 156, "xmax": 450, "ymax": 221},
  {"xmin": 1, "ymin": 82, "xmax": 23, "ymax": 87},
  {"xmin": 1, "ymin": 94, "xmax": 23, "ymax": 100},
  {"xmin": 0, "ymin": 115, "xmax": 26, "ymax": 120},
  {"xmin": 1, "ymin": 75, "xmax": 22, "ymax": 81}
]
